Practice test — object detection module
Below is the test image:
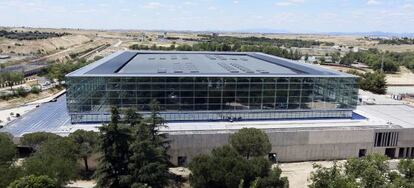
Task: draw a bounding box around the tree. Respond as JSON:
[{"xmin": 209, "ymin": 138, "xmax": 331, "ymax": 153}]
[
  {"xmin": 398, "ymin": 159, "xmax": 414, "ymax": 183},
  {"xmin": 340, "ymin": 55, "xmax": 354, "ymax": 66},
  {"xmin": 69, "ymin": 129, "xmax": 99, "ymax": 172},
  {"xmin": 7, "ymin": 175, "xmax": 57, "ymax": 188},
  {"xmin": 127, "ymin": 102, "xmax": 170, "ymax": 188},
  {"xmin": 230, "ymin": 128, "xmax": 271, "ymax": 159},
  {"xmin": 359, "ymin": 71, "xmax": 387, "ymax": 94},
  {"xmin": 95, "ymin": 106, "xmax": 131, "ymax": 188},
  {"xmin": 255, "ymin": 167, "xmax": 289, "ymax": 188},
  {"xmin": 0, "ymin": 133, "xmax": 16, "ymax": 166},
  {"xmin": 8, "ymin": 72, "xmax": 24, "ymax": 91},
  {"xmin": 128, "ymin": 123, "xmax": 170, "ymax": 188},
  {"xmin": 23, "ymin": 137, "xmax": 78, "ymax": 186},
  {"xmin": 20, "ymin": 132, "xmax": 61, "ymax": 151},
  {"xmin": 189, "ymin": 127, "xmax": 286, "ymax": 188},
  {"xmin": 0, "ymin": 133, "xmax": 23, "ymax": 188},
  {"xmin": 189, "ymin": 145, "xmax": 279, "ymax": 188},
  {"xmin": 146, "ymin": 100, "xmax": 166, "ymax": 141},
  {"xmin": 31, "ymin": 85, "xmax": 41, "ymax": 94},
  {"xmin": 189, "ymin": 145, "xmax": 252, "ymax": 188},
  {"xmin": 309, "ymin": 162, "xmax": 358, "ymax": 188},
  {"xmin": 309, "ymin": 154, "xmax": 398, "ymax": 188},
  {"xmin": 124, "ymin": 108, "xmax": 142, "ymax": 127}
]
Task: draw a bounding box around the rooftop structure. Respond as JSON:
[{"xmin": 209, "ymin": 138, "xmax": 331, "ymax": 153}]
[
  {"xmin": 67, "ymin": 51, "xmax": 353, "ymax": 77},
  {"xmin": 66, "ymin": 51, "xmax": 358, "ymax": 123}
]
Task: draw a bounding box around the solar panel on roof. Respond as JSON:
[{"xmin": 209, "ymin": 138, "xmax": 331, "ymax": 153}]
[
  {"xmin": 184, "ymin": 62, "xmax": 199, "ymax": 74},
  {"xmin": 257, "ymin": 69, "xmax": 269, "ymax": 74},
  {"xmin": 157, "ymin": 68, "xmax": 167, "ymax": 73},
  {"xmin": 173, "ymin": 62, "xmax": 184, "ymax": 73},
  {"xmin": 171, "ymin": 55, "xmax": 178, "ymax": 60},
  {"xmin": 217, "ymin": 62, "xmax": 239, "ymax": 73},
  {"xmin": 81, "ymin": 51, "xmax": 343, "ymax": 76},
  {"xmin": 180, "ymin": 55, "xmax": 189, "ymax": 60},
  {"xmin": 215, "ymin": 55, "xmax": 227, "ymax": 60},
  {"xmin": 230, "ymin": 63, "xmax": 254, "ymax": 73},
  {"xmin": 205, "ymin": 55, "xmax": 217, "ymax": 60}
]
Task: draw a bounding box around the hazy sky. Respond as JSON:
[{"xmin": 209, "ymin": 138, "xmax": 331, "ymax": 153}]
[{"xmin": 1, "ymin": 0, "xmax": 414, "ymax": 33}]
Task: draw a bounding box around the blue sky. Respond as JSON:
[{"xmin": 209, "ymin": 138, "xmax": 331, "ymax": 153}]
[{"xmin": 0, "ymin": 0, "xmax": 413, "ymax": 33}]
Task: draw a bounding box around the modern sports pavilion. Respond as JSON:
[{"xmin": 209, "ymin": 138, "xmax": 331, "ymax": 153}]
[{"xmin": 66, "ymin": 51, "xmax": 358, "ymax": 123}]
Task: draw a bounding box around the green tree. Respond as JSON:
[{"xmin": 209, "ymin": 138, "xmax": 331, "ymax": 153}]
[
  {"xmin": 0, "ymin": 133, "xmax": 16, "ymax": 166},
  {"xmin": 31, "ymin": 85, "xmax": 42, "ymax": 94},
  {"xmin": 7, "ymin": 175, "xmax": 57, "ymax": 188},
  {"xmin": 128, "ymin": 122, "xmax": 170, "ymax": 188},
  {"xmin": 359, "ymin": 71, "xmax": 387, "ymax": 94},
  {"xmin": 398, "ymin": 159, "xmax": 414, "ymax": 183},
  {"xmin": 20, "ymin": 132, "xmax": 61, "ymax": 151},
  {"xmin": 124, "ymin": 108, "xmax": 142, "ymax": 127},
  {"xmin": 0, "ymin": 72, "xmax": 24, "ymax": 92},
  {"xmin": 309, "ymin": 162, "xmax": 358, "ymax": 188},
  {"xmin": 255, "ymin": 167, "xmax": 289, "ymax": 188},
  {"xmin": 9, "ymin": 72, "xmax": 24, "ymax": 91},
  {"xmin": 310, "ymin": 154, "xmax": 395, "ymax": 188},
  {"xmin": 23, "ymin": 137, "xmax": 78, "ymax": 186},
  {"xmin": 69, "ymin": 129, "xmax": 99, "ymax": 172},
  {"xmin": 0, "ymin": 133, "xmax": 23, "ymax": 188},
  {"xmin": 146, "ymin": 100, "xmax": 166, "ymax": 141},
  {"xmin": 127, "ymin": 102, "xmax": 170, "ymax": 188},
  {"xmin": 15, "ymin": 87, "xmax": 28, "ymax": 97},
  {"xmin": 189, "ymin": 145, "xmax": 279, "ymax": 188},
  {"xmin": 229, "ymin": 128, "xmax": 271, "ymax": 159},
  {"xmin": 95, "ymin": 106, "xmax": 131, "ymax": 188},
  {"xmin": 189, "ymin": 145, "xmax": 252, "ymax": 188},
  {"xmin": 344, "ymin": 154, "xmax": 390, "ymax": 188},
  {"xmin": 340, "ymin": 55, "xmax": 354, "ymax": 66}
]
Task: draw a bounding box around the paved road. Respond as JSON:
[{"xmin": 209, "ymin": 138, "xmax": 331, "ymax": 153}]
[{"xmin": 1, "ymin": 94, "xmax": 71, "ymax": 137}]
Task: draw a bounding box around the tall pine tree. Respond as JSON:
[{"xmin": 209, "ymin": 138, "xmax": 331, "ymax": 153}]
[
  {"xmin": 95, "ymin": 106, "xmax": 131, "ymax": 188},
  {"xmin": 128, "ymin": 100, "xmax": 170, "ymax": 188}
]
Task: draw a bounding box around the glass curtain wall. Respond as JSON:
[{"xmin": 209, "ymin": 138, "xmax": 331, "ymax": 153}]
[{"xmin": 67, "ymin": 76, "xmax": 358, "ymax": 122}]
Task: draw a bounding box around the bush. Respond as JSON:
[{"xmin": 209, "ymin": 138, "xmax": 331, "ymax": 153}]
[
  {"xmin": 7, "ymin": 175, "xmax": 57, "ymax": 188},
  {"xmin": 30, "ymin": 85, "xmax": 41, "ymax": 94},
  {"xmin": 15, "ymin": 87, "xmax": 28, "ymax": 97},
  {"xmin": 347, "ymin": 70, "xmax": 387, "ymax": 94}
]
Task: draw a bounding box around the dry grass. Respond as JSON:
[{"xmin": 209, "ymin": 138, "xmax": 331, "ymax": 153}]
[
  {"xmin": 386, "ymin": 66, "xmax": 414, "ymax": 85},
  {"xmin": 0, "ymin": 88, "xmax": 63, "ymax": 109}
]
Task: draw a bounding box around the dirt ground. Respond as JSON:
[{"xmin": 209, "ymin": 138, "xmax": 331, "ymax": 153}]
[
  {"xmin": 66, "ymin": 180, "xmax": 96, "ymax": 188},
  {"xmin": 386, "ymin": 66, "xmax": 414, "ymax": 85},
  {"xmin": 278, "ymin": 161, "xmax": 344, "ymax": 188},
  {"xmin": 0, "ymin": 34, "xmax": 91, "ymax": 55},
  {"xmin": 321, "ymin": 64, "xmax": 414, "ymax": 86}
]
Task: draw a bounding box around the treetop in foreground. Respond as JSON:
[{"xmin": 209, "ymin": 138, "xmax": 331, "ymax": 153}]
[{"xmin": 230, "ymin": 128, "xmax": 272, "ymax": 159}]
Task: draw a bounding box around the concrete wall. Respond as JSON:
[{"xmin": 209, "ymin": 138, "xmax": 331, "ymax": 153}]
[
  {"xmin": 268, "ymin": 129, "xmax": 374, "ymax": 162},
  {"xmin": 167, "ymin": 128, "xmax": 414, "ymax": 166}
]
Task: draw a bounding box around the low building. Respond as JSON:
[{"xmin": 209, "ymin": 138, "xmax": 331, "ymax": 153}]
[{"xmin": 165, "ymin": 104, "xmax": 414, "ymax": 165}]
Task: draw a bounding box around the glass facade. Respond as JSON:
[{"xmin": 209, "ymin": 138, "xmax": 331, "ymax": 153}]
[{"xmin": 66, "ymin": 76, "xmax": 358, "ymax": 123}]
